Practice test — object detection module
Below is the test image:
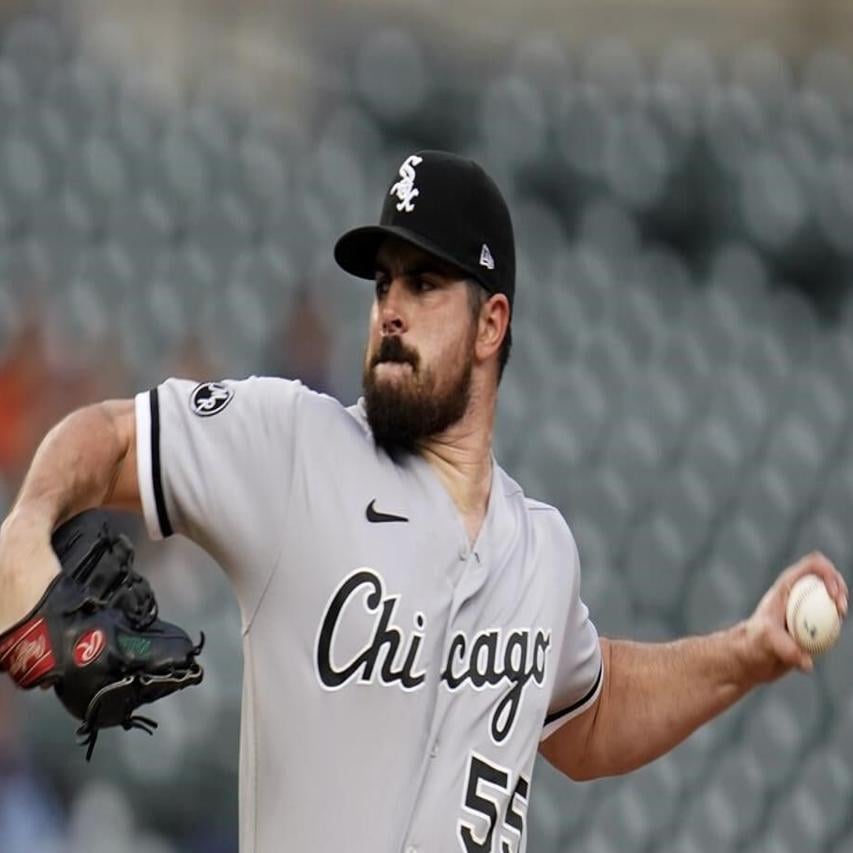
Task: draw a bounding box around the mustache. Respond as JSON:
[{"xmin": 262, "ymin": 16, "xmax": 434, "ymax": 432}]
[{"xmin": 370, "ymin": 336, "xmax": 419, "ymax": 371}]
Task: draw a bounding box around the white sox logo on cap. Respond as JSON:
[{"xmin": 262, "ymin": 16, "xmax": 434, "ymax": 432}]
[{"xmin": 389, "ymin": 154, "xmax": 423, "ymax": 213}]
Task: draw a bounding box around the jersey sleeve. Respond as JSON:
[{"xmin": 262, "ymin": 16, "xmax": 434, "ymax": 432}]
[
  {"xmin": 134, "ymin": 376, "xmax": 306, "ymax": 620},
  {"xmin": 542, "ymin": 524, "xmax": 603, "ymax": 741}
]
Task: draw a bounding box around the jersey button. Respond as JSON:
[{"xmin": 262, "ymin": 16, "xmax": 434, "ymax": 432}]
[
  {"xmin": 430, "ymin": 740, "xmax": 439, "ymax": 758},
  {"xmin": 458, "ymin": 546, "xmax": 468, "ymax": 561},
  {"xmin": 405, "ymin": 846, "xmax": 418, "ymax": 853}
]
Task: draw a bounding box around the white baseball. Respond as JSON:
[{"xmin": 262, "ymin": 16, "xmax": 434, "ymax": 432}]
[{"xmin": 785, "ymin": 574, "xmax": 841, "ymax": 655}]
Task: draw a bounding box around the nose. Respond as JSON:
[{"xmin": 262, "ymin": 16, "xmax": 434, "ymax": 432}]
[{"xmin": 380, "ymin": 279, "xmax": 408, "ymax": 336}]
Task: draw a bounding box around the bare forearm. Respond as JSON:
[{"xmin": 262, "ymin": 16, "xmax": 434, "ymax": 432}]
[
  {"xmin": 542, "ymin": 553, "xmax": 847, "ymax": 782},
  {"xmin": 0, "ymin": 403, "xmax": 131, "ymax": 629},
  {"xmin": 553, "ymin": 629, "xmax": 754, "ymax": 780}
]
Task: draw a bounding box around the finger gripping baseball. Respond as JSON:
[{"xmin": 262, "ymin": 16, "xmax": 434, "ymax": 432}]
[{"xmin": 0, "ymin": 510, "xmax": 204, "ymax": 760}]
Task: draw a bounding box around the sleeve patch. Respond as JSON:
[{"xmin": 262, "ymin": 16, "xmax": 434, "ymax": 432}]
[{"xmin": 190, "ymin": 381, "xmax": 235, "ymax": 417}]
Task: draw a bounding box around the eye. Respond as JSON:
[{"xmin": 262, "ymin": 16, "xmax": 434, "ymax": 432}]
[
  {"xmin": 374, "ymin": 274, "xmax": 390, "ymax": 298},
  {"xmin": 415, "ymin": 276, "xmax": 437, "ymax": 293}
]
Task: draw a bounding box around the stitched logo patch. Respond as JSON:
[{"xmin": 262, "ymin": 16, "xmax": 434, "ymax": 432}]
[
  {"xmin": 479, "ymin": 243, "xmax": 495, "ymax": 270},
  {"xmin": 190, "ymin": 381, "xmax": 234, "ymax": 417},
  {"xmin": 74, "ymin": 629, "xmax": 106, "ymax": 667},
  {"xmin": 389, "ymin": 154, "xmax": 424, "ymax": 213},
  {"xmin": 118, "ymin": 634, "xmax": 152, "ymax": 660},
  {"xmin": 0, "ymin": 617, "xmax": 55, "ymax": 687}
]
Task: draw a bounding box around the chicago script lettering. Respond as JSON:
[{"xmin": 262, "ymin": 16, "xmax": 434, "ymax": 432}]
[
  {"xmin": 316, "ymin": 569, "xmax": 427, "ymax": 690},
  {"xmin": 440, "ymin": 628, "xmax": 550, "ymax": 743},
  {"xmin": 315, "ymin": 568, "xmax": 551, "ymax": 744}
]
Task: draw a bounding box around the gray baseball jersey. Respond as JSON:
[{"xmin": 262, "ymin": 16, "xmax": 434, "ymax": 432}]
[{"xmin": 134, "ymin": 376, "xmax": 602, "ymax": 853}]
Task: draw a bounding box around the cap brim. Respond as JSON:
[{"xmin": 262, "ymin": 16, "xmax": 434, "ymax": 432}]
[{"xmin": 334, "ymin": 225, "xmax": 481, "ymax": 284}]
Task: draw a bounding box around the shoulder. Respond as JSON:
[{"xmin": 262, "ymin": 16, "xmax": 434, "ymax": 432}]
[
  {"xmin": 157, "ymin": 375, "xmax": 358, "ymax": 426},
  {"xmin": 527, "ymin": 498, "xmax": 579, "ymax": 556},
  {"xmin": 238, "ymin": 378, "xmax": 374, "ymax": 447},
  {"xmin": 497, "ymin": 467, "xmax": 580, "ymax": 561},
  {"xmin": 156, "ymin": 374, "xmax": 308, "ymax": 409},
  {"xmin": 147, "ymin": 377, "xmax": 375, "ymax": 458},
  {"xmin": 498, "ymin": 467, "xmax": 568, "ymax": 527}
]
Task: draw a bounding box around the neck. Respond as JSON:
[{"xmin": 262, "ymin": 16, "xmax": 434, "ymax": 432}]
[{"xmin": 417, "ymin": 379, "xmax": 496, "ymax": 543}]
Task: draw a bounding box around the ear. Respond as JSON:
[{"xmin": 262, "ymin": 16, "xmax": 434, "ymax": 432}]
[{"xmin": 475, "ymin": 293, "xmax": 510, "ymax": 362}]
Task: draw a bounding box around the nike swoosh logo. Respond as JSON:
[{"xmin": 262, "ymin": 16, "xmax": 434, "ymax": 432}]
[{"xmin": 366, "ymin": 500, "xmax": 409, "ymax": 524}]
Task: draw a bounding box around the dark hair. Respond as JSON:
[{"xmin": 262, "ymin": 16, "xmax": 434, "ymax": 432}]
[{"xmin": 466, "ymin": 280, "xmax": 512, "ymax": 382}]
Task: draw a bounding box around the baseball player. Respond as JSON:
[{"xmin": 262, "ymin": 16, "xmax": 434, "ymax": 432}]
[{"xmin": 0, "ymin": 150, "xmax": 847, "ymax": 852}]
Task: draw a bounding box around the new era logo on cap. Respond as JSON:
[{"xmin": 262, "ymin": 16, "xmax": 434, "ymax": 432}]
[{"xmin": 479, "ymin": 244, "xmax": 495, "ymax": 270}]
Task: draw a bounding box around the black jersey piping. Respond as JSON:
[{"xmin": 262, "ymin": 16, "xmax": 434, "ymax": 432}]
[
  {"xmin": 544, "ymin": 662, "xmax": 603, "ymax": 726},
  {"xmin": 149, "ymin": 388, "xmax": 173, "ymax": 537}
]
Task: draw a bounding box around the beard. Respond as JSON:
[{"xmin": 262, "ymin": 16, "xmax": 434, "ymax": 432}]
[{"xmin": 362, "ymin": 334, "xmax": 474, "ymax": 454}]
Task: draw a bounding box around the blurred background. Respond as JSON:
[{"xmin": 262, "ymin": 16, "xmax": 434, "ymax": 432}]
[{"xmin": 0, "ymin": 0, "xmax": 852, "ymax": 851}]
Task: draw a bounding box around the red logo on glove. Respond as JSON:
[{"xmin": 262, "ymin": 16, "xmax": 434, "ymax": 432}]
[
  {"xmin": 0, "ymin": 617, "xmax": 55, "ymax": 687},
  {"xmin": 74, "ymin": 629, "xmax": 106, "ymax": 667}
]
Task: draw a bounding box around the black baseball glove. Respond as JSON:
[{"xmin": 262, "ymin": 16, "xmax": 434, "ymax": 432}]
[{"xmin": 0, "ymin": 510, "xmax": 203, "ymax": 759}]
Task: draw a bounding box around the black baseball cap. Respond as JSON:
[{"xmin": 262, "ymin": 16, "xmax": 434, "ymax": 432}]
[{"xmin": 334, "ymin": 150, "xmax": 515, "ymax": 309}]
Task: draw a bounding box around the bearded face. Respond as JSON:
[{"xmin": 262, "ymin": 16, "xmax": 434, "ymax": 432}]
[{"xmin": 362, "ymin": 320, "xmax": 477, "ymax": 453}]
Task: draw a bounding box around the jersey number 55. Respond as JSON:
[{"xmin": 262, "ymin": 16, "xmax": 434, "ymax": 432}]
[{"xmin": 458, "ymin": 752, "xmax": 530, "ymax": 853}]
